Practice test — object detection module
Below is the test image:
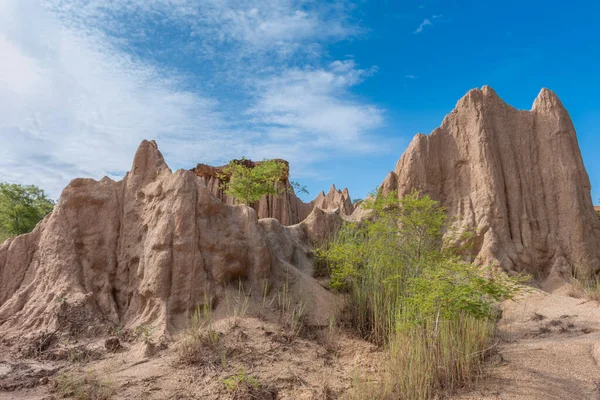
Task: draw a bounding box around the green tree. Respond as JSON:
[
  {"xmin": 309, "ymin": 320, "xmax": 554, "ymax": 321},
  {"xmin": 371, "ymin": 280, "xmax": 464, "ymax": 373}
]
[
  {"xmin": 323, "ymin": 190, "xmax": 522, "ymax": 342},
  {"xmin": 321, "ymin": 190, "xmax": 525, "ymax": 398},
  {"xmin": 0, "ymin": 182, "xmax": 54, "ymax": 237},
  {"xmin": 218, "ymin": 158, "xmax": 289, "ymax": 205}
]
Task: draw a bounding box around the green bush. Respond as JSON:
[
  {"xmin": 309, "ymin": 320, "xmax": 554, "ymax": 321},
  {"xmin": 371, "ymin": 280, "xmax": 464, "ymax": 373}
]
[
  {"xmin": 0, "ymin": 182, "xmax": 54, "ymax": 239},
  {"xmin": 321, "ymin": 190, "xmax": 523, "ymax": 398}
]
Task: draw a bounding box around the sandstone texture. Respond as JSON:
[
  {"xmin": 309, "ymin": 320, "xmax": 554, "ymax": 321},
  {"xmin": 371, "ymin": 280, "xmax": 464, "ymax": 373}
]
[
  {"xmin": 192, "ymin": 161, "xmax": 355, "ymax": 225},
  {"xmin": 380, "ymin": 86, "xmax": 600, "ymax": 284},
  {"xmin": 0, "ymin": 141, "xmax": 340, "ymax": 337}
]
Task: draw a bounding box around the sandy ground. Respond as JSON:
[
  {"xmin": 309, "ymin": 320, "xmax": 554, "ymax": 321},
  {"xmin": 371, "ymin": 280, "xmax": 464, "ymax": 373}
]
[
  {"xmin": 3, "ymin": 290, "xmax": 600, "ymax": 399},
  {"xmin": 454, "ymin": 290, "xmax": 600, "ymax": 400},
  {"xmin": 0, "ymin": 315, "xmax": 380, "ymax": 400}
]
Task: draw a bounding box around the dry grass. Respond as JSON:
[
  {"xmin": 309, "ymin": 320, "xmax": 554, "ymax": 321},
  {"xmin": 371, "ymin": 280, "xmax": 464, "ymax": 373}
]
[
  {"xmin": 178, "ymin": 299, "xmax": 226, "ymax": 368},
  {"xmin": 569, "ymin": 264, "xmax": 600, "ymax": 301},
  {"xmin": 54, "ymin": 370, "xmax": 114, "ymax": 400},
  {"xmin": 275, "ymin": 281, "xmax": 307, "ymax": 343},
  {"xmin": 346, "ymin": 316, "xmax": 496, "ymax": 400}
]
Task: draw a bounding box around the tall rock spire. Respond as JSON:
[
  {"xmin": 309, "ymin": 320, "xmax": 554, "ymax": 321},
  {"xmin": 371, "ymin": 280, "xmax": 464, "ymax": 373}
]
[{"xmin": 382, "ymin": 86, "xmax": 600, "ymax": 286}]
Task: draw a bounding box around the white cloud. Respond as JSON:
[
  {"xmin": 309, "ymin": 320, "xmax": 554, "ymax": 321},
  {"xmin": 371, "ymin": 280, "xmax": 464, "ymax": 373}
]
[
  {"xmin": 0, "ymin": 0, "xmax": 385, "ymax": 198},
  {"xmin": 413, "ymin": 14, "xmax": 443, "ymax": 34},
  {"xmin": 413, "ymin": 18, "xmax": 432, "ymax": 34},
  {"xmin": 249, "ymin": 61, "xmax": 382, "ymax": 147}
]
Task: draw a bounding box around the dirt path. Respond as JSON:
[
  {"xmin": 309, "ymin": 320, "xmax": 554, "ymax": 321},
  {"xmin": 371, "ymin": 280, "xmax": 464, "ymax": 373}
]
[{"xmin": 456, "ymin": 290, "xmax": 600, "ymax": 400}]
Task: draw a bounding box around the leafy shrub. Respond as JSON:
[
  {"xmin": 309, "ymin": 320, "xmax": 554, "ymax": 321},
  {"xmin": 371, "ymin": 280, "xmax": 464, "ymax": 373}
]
[
  {"xmin": 0, "ymin": 182, "xmax": 54, "ymax": 237},
  {"xmin": 218, "ymin": 158, "xmax": 288, "ymax": 205},
  {"xmin": 321, "ymin": 190, "xmax": 523, "ymax": 397}
]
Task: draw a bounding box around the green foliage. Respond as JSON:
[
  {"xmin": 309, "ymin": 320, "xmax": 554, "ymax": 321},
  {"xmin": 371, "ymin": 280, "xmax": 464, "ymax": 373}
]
[
  {"xmin": 0, "ymin": 182, "xmax": 54, "ymax": 238},
  {"xmin": 0, "ymin": 230, "xmax": 12, "ymax": 244},
  {"xmin": 223, "ymin": 369, "xmax": 261, "ymax": 392},
  {"xmin": 218, "ymin": 158, "xmax": 289, "ymax": 205},
  {"xmin": 405, "ymin": 261, "xmax": 522, "ymax": 324},
  {"xmin": 323, "ymin": 189, "xmax": 521, "ymax": 344},
  {"xmin": 321, "ymin": 189, "xmax": 523, "ymax": 397},
  {"xmin": 134, "ymin": 325, "xmax": 155, "ymax": 344},
  {"xmin": 290, "ymin": 180, "xmax": 309, "ymax": 196}
]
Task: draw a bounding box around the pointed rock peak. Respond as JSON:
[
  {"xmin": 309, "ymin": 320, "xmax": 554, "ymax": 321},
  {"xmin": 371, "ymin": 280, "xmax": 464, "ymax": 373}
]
[
  {"xmin": 342, "ymin": 188, "xmax": 350, "ymax": 198},
  {"xmin": 327, "ymin": 184, "xmax": 338, "ymax": 196},
  {"xmin": 481, "ymin": 85, "xmax": 499, "ymax": 98},
  {"xmin": 456, "ymin": 85, "xmax": 505, "ymax": 109},
  {"xmin": 532, "ymin": 88, "xmax": 565, "ymax": 113},
  {"xmin": 130, "ymin": 140, "xmax": 170, "ymax": 178}
]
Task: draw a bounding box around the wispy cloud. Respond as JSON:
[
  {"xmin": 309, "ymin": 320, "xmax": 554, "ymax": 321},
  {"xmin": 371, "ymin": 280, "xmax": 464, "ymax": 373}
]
[
  {"xmin": 0, "ymin": 0, "xmax": 386, "ymax": 198},
  {"xmin": 249, "ymin": 60, "xmax": 383, "ymax": 148},
  {"xmin": 413, "ymin": 14, "xmax": 442, "ymax": 34},
  {"xmin": 414, "ymin": 18, "xmax": 431, "ymax": 34}
]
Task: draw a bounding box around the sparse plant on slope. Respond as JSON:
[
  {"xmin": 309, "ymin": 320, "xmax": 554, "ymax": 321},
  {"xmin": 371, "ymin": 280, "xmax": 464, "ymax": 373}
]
[
  {"xmin": 178, "ymin": 297, "xmax": 226, "ymax": 367},
  {"xmin": 55, "ymin": 370, "xmax": 114, "ymax": 400},
  {"xmin": 322, "ymin": 190, "xmax": 523, "ymax": 398},
  {"xmin": 134, "ymin": 325, "xmax": 155, "ymax": 345}
]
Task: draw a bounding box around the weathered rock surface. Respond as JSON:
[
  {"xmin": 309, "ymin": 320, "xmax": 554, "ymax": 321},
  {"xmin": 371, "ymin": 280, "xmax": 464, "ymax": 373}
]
[
  {"xmin": 0, "ymin": 141, "xmax": 340, "ymax": 337},
  {"xmin": 380, "ymin": 86, "xmax": 600, "ymax": 284},
  {"xmin": 192, "ymin": 162, "xmax": 355, "ymax": 225}
]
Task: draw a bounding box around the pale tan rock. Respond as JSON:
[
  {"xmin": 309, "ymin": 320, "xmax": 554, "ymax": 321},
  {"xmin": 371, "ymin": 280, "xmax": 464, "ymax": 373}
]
[
  {"xmin": 0, "ymin": 141, "xmax": 341, "ymax": 337},
  {"xmin": 381, "ymin": 86, "xmax": 600, "ymax": 283},
  {"xmin": 310, "ymin": 185, "xmax": 354, "ymax": 217}
]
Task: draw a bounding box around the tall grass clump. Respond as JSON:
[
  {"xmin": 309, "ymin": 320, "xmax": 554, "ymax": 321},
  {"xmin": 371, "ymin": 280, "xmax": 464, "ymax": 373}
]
[
  {"xmin": 322, "ymin": 190, "xmax": 523, "ymax": 399},
  {"xmin": 178, "ymin": 296, "xmax": 224, "ymax": 367},
  {"xmin": 569, "ymin": 261, "xmax": 600, "ymax": 301}
]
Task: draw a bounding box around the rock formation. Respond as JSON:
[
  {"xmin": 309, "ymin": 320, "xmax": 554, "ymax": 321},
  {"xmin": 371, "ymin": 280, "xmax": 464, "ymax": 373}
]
[
  {"xmin": 312, "ymin": 185, "xmax": 354, "ymax": 217},
  {"xmin": 380, "ymin": 86, "xmax": 600, "ymax": 284},
  {"xmin": 0, "ymin": 141, "xmax": 340, "ymax": 337},
  {"xmin": 191, "ymin": 161, "xmax": 355, "ymax": 225}
]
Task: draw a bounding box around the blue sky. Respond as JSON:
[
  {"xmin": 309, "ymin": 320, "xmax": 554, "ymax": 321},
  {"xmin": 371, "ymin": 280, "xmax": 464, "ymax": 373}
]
[{"xmin": 0, "ymin": 0, "xmax": 598, "ymax": 204}]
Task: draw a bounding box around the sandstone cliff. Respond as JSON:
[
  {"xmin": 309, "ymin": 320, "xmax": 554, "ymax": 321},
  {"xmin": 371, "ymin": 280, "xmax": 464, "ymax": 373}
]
[
  {"xmin": 380, "ymin": 86, "xmax": 600, "ymax": 284},
  {"xmin": 191, "ymin": 161, "xmax": 355, "ymax": 225},
  {"xmin": 0, "ymin": 141, "xmax": 340, "ymax": 337}
]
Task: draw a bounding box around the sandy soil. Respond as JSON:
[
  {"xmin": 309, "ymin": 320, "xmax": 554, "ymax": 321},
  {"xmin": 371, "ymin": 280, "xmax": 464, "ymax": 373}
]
[
  {"xmin": 0, "ymin": 314, "xmax": 381, "ymax": 400},
  {"xmin": 3, "ymin": 289, "xmax": 600, "ymax": 400},
  {"xmin": 454, "ymin": 290, "xmax": 600, "ymax": 400}
]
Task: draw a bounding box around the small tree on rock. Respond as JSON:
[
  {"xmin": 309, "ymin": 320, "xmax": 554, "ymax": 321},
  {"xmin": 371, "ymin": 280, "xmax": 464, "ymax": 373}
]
[{"xmin": 219, "ymin": 158, "xmax": 289, "ymax": 206}]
